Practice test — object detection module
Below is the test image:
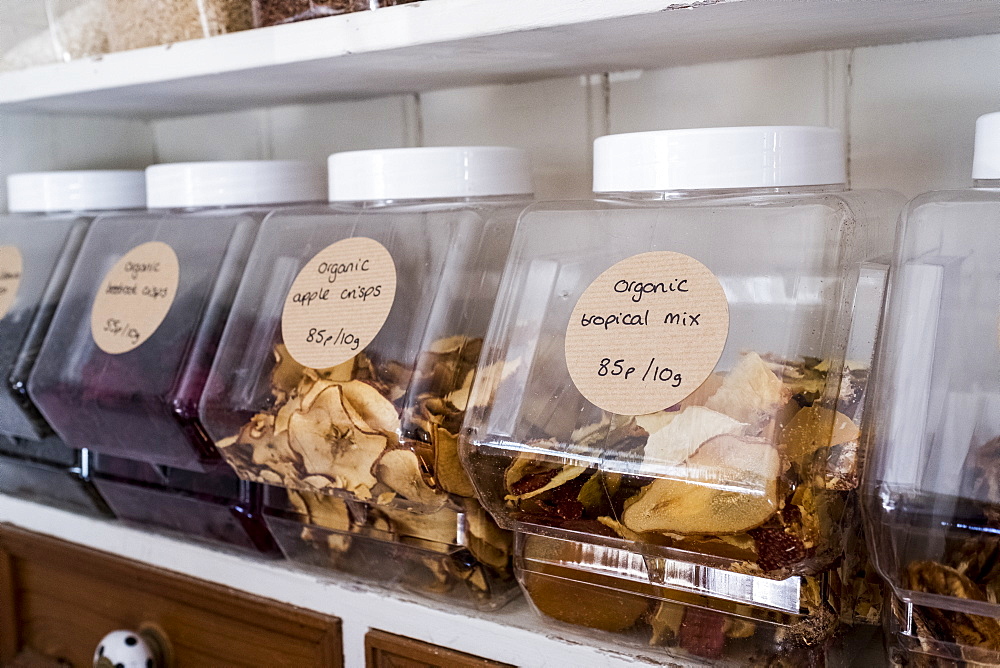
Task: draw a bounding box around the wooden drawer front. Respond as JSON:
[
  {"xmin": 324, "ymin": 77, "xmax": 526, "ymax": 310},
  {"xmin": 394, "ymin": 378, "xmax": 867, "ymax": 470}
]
[
  {"xmin": 0, "ymin": 525, "xmax": 342, "ymax": 667},
  {"xmin": 365, "ymin": 630, "xmax": 512, "ymax": 668}
]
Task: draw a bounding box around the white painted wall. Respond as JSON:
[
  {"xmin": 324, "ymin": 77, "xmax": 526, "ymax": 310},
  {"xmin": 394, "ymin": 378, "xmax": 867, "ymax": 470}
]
[
  {"xmin": 142, "ymin": 32, "xmax": 1000, "ymax": 201},
  {"xmin": 1, "ymin": 32, "xmax": 998, "ymax": 208}
]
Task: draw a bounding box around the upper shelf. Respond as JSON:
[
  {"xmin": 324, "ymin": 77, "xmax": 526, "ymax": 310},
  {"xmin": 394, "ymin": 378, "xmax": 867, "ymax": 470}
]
[{"xmin": 1, "ymin": 0, "xmax": 999, "ymax": 117}]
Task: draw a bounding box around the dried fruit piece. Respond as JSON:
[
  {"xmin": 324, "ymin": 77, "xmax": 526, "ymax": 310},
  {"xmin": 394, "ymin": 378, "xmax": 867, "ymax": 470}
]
[
  {"xmin": 749, "ymin": 527, "xmax": 811, "ymax": 572},
  {"xmin": 678, "ymin": 606, "xmax": 727, "ymax": 659},
  {"xmin": 706, "ymin": 352, "xmax": 788, "ymax": 424},
  {"xmin": 286, "ymin": 384, "xmax": 387, "ymax": 498},
  {"xmin": 621, "ymin": 435, "xmax": 780, "ymax": 535},
  {"xmin": 433, "ymin": 426, "xmax": 476, "ymax": 497},
  {"xmin": 340, "ymin": 379, "xmax": 400, "ymax": 435},
  {"xmin": 779, "ymin": 406, "xmax": 860, "ymax": 460},
  {"xmin": 376, "ymin": 448, "xmax": 449, "ymax": 511},
  {"xmin": 641, "ymin": 406, "xmax": 746, "ymax": 470},
  {"xmin": 521, "ymin": 569, "xmax": 649, "ymax": 633},
  {"xmin": 648, "ymin": 601, "xmax": 685, "ymax": 645},
  {"xmin": 505, "ymin": 464, "xmax": 588, "ymax": 502}
]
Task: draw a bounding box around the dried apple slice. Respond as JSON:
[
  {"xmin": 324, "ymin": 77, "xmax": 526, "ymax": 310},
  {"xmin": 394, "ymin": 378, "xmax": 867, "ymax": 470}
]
[
  {"xmin": 433, "ymin": 426, "xmax": 476, "ymax": 497},
  {"xmin": 376, "ymin": 448, "xmax": 449, "ymax": 511},
  {"xmin": 706, "ymin": 352, "xmax": 789, "ymax": 424},
  {"xmin": 380, "ymin": 506, "xmax": 459, "ymax": 544},
  {"xmin": 286, "ymin": 384, "xmax": 386, "ymax": 498},
  {"xmin": 641, "ymin": 406, "xmax": 746, "ymax": 470},
  {"xmin": 340, "ymin": 380, "xmax": 401, "ymax": 435},
  {"xmin": 622, "ymin": 434, "xmax": 780, "ymax": 535}
]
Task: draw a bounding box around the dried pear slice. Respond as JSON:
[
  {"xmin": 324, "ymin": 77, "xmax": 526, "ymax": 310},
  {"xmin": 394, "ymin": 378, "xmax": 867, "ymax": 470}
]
[
  {"xmin": 286, "ymin": 384, "xmax": 386, "ymax": 497},
  {"xmin": 621, "ymin": 435, "xmax": 780, "ymax": 535},
  {"xmin": 376, "ymin": 448, "xmax": 449, "ymax": 511},
  {"xmin": 706, "ymin": 352, "xmax": 789, "ymax": 424},
  {"xmin": 505, "ymin": 465, "xmax": 588, "ymax": 502},
  {"xmin": 341, "ymin": 380, "xmax": 401, "ymax": 435},
  {"xmin": 433, "ymin": 426, "xmax": 476, "ymax": 497},
  {"xmin": 641, "ymin": 406, "xmax": 746, "ymax": 470},
  {"xmin": 779, "ymin": 406, "xmax": 860, "ymax": 460}
]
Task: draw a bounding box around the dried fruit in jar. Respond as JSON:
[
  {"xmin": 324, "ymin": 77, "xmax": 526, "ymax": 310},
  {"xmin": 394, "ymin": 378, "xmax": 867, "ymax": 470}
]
[
  {"xmin": 498, "ymin": 351, "xmax": 867, "ymax": 578},
  {"xmin": 218, "ymin": 336, "xmax": 482, "ymax": 510}
]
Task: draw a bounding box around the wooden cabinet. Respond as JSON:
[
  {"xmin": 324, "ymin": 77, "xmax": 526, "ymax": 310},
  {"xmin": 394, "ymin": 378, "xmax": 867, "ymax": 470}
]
[
  {"xmin": 0, "ymin": 525, "xmax": 342, "ymax": 667},
  {"xmin": 365, "ymin": 630, "xmax": 512, "ymax": 668}
]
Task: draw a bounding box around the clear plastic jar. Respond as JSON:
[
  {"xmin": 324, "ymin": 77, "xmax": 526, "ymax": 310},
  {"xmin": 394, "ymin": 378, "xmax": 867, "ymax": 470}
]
[
  {"xmin": 0, "ymin": 171, "xmax": 143, "ymax": 515},
  {"xmin": 864, "ymin": 111, "xmax": 1000, "ymax": 660},
  {"xmin": 104, "ymin": 0, "xmax": 252, "ymax": 52},
  {"xmin": 92, "ymin": 453, "xmax": 280, "ymax": 554},
  {"xmin": 251, "ymin": 0, "xmax": 419, "ymax": 28},
  {"xmin": 461, "ymin": 126, "xmax": 901, "ymax": 581},
  {"xmin": 0, "ymin": 1, "xmax": 110, "ymax": 70},
  {"xmin": 201, "ymin": 146, "xmax": 533, "ymax": 513},
  {"xmin": 0, "ymin": 0, "xmax": 54, "ymax": 70},
  {"xmin": 29, "ymin": 161, "xmax": 325, "ymax": 472},
  {"xmin": 265, "ymin": 486, "xmax": 517, "ymax": 609}
]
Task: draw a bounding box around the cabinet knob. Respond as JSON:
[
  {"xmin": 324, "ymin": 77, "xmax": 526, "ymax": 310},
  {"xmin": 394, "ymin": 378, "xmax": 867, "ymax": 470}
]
[{"xmin": 94, "ymin": 627, "xmax": 170, "ymax": 668}]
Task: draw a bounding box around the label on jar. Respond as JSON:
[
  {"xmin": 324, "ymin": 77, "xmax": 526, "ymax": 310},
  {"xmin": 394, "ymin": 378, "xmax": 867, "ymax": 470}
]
[
  {"xmin": 281, "ymin": 237, "xmax": 397, "ymax": 369},
  {"xmin": 0, "ymin": 246, "xmax": 23, "ymax": 321},
  {"xmin": 564, "ymin": 251, "xmax": 730, "ymax": 415},
  {"xmin": 90, "ymin": 241, "xmax": 180, "ymax": 355}
]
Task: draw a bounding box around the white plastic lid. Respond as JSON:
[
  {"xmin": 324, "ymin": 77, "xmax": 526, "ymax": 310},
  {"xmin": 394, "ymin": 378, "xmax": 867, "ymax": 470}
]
[
  {"xmin": 7, "ymin": 170, "xmax": 146, "ymax": 213},
  {"xmin": 328, "ymin": 146, "xmax": 533, "ymax": 202},
  {"xmin": 593, "ymin": 126, "xmax": 846, "ymax": 192},
  {"xmin": 973, "ymin": 112, "xmax": 1000, "ymax": 180},
  {"xmin": 146, "ymin": 161, "xmax": 326, "ymax": 209}
]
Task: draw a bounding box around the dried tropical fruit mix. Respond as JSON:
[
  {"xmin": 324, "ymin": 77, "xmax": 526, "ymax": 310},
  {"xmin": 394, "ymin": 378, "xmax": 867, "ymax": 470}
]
[
  {"xmin": 216, "ymin": 335, "xmax": 482, "ymax": 511},
  {"xmin": 516, "ymin": 534, "xmax": 842, "ymax": 664},
  {"xmin": 467, "ymin": 350, "xmax": 868, "ymax": 579},
  {"xmin": 266, "ymin": 487, "xmax": 516, "ymax": 608}
]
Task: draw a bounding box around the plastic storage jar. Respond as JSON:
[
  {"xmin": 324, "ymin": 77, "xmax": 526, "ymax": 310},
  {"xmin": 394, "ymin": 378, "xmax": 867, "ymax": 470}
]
[
  {"xmin": 515, "ymin": 532, "xmax": 859, "ymax": 665},
  {"xmin": 92, "ymin": 453, "xmax": 279, "ymax": 554},
  {"xmin": 252, "ymin": 0, "xmax": 419, "ymax": 28},
  {"xmin": 0, "ymin": 0, "xmax": 110, "ymax": 71},
  {"xmin": 265, "ymin": 486, "xmax": 517, "ymax": 609},
  {"xmin": 461, "ymin": 126, "xmax": 901, "ymax": 582},
  {"xmin": 28, "ymin": 161, "xmax": 325, "ymax": 472},
  {"xmin": 864, "ymin": 112, "xmax": 1000, "ymax": 663},
  {"xmin": 0, "ymin": 170, "xmax": 143, "ymax": 515},
  {"xmin": 104, "ymin": 0, "xmax": 252, "ymax": 53},
  {"xmin": 201, "ymin": 146, "xmax": 533, "ymax": 513}
]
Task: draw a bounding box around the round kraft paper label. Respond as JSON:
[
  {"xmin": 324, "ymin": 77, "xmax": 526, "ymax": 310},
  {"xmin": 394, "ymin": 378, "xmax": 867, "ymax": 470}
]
[
  {"xmin": 0, "ymin": 246, "xmax": 23, "ymax": 321},
  {"xmin": 90, "ymin": 241, "xmax": 181, "ymax": 355},
  {"xmin": 281, "ymin": 237, "xmax": 397, "ymax": 369},
  {"xmin": 565, "ymin": 251, "xmax": 730, "ymax": 416}
]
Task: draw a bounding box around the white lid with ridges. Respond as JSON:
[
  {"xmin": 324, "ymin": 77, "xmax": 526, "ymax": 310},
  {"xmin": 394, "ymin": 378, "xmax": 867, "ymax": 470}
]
[
  {"xmin": 7, "ymin": 170, "xmax": 146, "ymax": 213},
  {"xmin": 146, "ymin": 161, "xmax": 326, "ymax": 209},
  {"xmin": 593, "ymin": 126, "xmax": 847, "ymax": 192},
  {"xmin": 328, "ymin": 146, "xmax": 533, "ymax": 202},
  {"xmin": 973, "ymin": 112, "xmax": 1000, "ymax": 180}
]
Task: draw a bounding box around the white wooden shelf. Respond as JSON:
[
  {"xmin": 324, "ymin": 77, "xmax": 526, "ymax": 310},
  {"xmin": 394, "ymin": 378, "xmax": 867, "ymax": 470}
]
[{"xmin": 1, "ymin": 0, "xmax": 998, "ymax": 117}]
